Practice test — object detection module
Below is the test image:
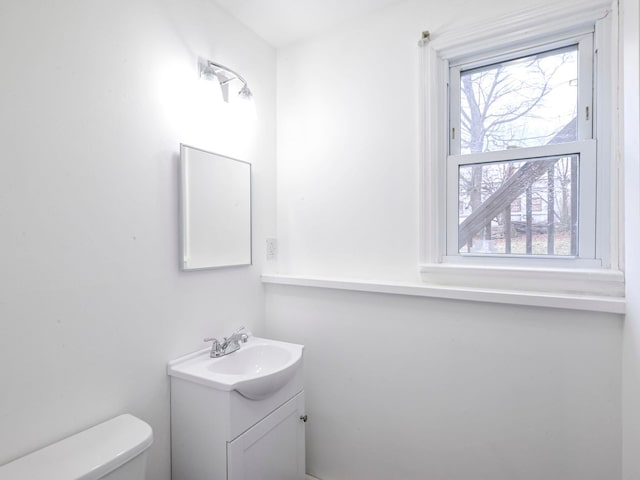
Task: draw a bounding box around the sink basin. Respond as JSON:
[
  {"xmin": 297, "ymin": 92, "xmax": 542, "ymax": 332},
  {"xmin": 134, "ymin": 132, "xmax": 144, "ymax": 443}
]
[{"xmin": 168, "ymin": 337, "xmax": 304, "ymax": 400}]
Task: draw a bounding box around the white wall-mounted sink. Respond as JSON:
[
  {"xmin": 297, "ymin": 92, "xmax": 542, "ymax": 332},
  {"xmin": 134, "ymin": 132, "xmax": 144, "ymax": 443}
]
[{"xmin": 168, "ymin": 337, "xmax": 304, "ymax": 400}]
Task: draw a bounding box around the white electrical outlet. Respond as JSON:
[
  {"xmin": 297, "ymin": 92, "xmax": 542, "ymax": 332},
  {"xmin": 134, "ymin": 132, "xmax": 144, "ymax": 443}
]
[{"xmin": 266, "ymin": 237, "xmax": 278, "ymax": 260}]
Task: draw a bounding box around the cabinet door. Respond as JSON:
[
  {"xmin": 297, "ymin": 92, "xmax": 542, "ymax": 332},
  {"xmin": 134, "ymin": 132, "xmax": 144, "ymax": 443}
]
[{"xmin": 227, "ymin": 392, "xmax": 305, "ymax": 480}]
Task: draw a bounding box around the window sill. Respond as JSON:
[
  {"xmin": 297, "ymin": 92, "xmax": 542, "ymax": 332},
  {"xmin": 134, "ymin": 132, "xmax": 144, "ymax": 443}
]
[
  {"xmin": 420, "ymin": 262, "xmax": 624, "ymax": 297},
  {"xmin": 261, "ymin": 273, "xmax": 625, "ymax": 314}
]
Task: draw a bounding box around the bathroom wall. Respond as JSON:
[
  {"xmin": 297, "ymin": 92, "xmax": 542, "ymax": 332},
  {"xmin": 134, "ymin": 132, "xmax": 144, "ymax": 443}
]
[
  {"xmin": 270, "ymin": 0, "xmax": 623, "ymax": 479},
  {"xmin": 267, "ymin": 287, "xmax": 621, "ymax": 480},
  {"xmin": 0, "ymin": 1, "xmax": 276, "ymax": 479},
  {"xmin": 622, "ymin": 0, "xmax": 640, "ymax": 478}
]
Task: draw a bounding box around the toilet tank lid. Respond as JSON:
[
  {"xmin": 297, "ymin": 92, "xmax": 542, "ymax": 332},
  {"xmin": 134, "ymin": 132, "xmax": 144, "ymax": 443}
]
[{"xmin": 0, "ymin": 414, "xmax": 153, "ymax": 480}]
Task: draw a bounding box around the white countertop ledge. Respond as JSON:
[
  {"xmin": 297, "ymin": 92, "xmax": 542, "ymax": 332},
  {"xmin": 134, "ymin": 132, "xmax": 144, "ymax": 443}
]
[{"xmin": 261, "ymin": 274, "xmax": 625, "ymax": 314}]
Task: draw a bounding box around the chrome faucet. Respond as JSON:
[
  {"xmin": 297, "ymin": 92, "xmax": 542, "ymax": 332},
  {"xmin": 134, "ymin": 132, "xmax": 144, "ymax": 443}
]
[{"xmin": 204, "ymin": 327, "xmax": 249, "ymax": 358}]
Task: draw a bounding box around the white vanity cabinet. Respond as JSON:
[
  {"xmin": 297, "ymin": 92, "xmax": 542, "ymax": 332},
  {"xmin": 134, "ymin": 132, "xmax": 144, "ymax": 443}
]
[
  {"xmin": 168, "ymin": 338, "xmax": 306, "ymax": 480},
  {"xmin": 227, "ymin": 392, "xmax": 305, "ymax": 480}
]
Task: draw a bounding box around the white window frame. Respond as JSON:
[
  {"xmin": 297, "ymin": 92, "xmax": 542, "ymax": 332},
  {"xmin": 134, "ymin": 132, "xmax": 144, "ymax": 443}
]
[{"xmin": 418, "ymin": 0, "xmax": 624, "ymax": 297}]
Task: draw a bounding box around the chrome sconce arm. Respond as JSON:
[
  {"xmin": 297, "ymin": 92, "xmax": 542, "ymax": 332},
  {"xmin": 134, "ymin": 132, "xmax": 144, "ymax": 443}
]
[{"xmin": 198, "ymin": 58, "xmax": 253, "ymax": 103}]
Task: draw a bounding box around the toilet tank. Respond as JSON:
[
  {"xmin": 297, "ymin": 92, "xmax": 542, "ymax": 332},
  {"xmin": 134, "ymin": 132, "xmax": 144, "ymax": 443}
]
[{"xmin": 0, "ymin": 414, "xmax": 153, "ymax": 480}]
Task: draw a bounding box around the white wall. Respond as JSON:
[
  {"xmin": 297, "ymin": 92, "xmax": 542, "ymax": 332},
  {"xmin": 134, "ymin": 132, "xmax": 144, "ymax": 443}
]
[
  {"xmin": 271, "ymin": 1, "xmax": 623, "ymax": 479},
  {"xmin": 276, "ymin": 0, "xmax": 594, "ymax": 282},
  {"xmin": 267, "ymin": 286, "xmax": 621, "ymax": 480},
  {"xmin": 622, "ymin": 0, "xmax": 640, "ymax": 478},
  {"xmin": 0, "ymin": 1, "xmax": 276, "ymax": 479}
]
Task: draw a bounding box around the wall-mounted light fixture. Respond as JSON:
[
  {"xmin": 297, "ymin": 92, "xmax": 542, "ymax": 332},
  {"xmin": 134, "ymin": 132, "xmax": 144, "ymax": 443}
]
[{"xmin": 198, "ymin": 58, "xmax": 253, "ymax": 104}]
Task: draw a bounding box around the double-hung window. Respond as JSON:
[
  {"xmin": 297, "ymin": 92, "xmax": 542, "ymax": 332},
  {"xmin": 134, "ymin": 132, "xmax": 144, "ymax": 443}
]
[
  {"xmin": 448, "ymin": 33, "xmax": 596, "ymax": 262},
  {"xmin": 420, "ymin": 1, "xmax": 623, "ymax": 299}
]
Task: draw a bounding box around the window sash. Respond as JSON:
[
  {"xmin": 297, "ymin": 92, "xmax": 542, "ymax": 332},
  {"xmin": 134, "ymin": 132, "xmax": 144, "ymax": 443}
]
[
  {"xmin": 446, "ymin": 140, "xmax": 597, "ymax": 261},
  {"xmin": 448, "ymin": 32, "xmax": 594, "ymax": 156}
]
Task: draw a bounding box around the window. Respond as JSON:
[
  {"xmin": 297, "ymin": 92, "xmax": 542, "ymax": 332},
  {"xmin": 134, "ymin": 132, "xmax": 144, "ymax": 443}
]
[
  {"xmin": 448, "ymin": 33, "xmax": 595, "ymax": 260},
  {"xmin": 419, "ymin": 1, "xmax": 623, "ymax": 298}
]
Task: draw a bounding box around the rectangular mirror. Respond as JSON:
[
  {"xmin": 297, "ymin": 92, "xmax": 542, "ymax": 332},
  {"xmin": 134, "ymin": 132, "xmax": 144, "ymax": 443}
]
[{"xmin": 180, "ymin": 144, "xmax": 251, "ymax": 270}]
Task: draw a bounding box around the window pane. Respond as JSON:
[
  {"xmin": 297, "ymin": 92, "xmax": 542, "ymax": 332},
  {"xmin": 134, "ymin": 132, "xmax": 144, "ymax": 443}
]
[
  {"xmin": 458, "ymin": 155, "xmax": 578, "ymax": 256},
  {"xmin": 460, "ymin": 45, "xmax": 578, "ymax": 154}
]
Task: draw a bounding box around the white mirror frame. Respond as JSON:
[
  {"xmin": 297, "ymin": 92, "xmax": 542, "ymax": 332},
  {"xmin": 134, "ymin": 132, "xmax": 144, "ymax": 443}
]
[{"xmin": 180, "ymin": 144, "xmax": 252, "ymax": 270}]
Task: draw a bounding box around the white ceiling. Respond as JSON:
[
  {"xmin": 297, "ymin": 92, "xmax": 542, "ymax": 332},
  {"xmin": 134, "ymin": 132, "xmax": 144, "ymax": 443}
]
[{"xmin": 214, "ymin": 0, "xmax": 408, "ymax": 48}]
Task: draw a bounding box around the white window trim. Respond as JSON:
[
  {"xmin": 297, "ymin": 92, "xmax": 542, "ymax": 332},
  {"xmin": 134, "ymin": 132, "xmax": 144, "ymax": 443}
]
[{"xmin": 418, "ymin": 0, "xmax": 623, "ymax": 298}]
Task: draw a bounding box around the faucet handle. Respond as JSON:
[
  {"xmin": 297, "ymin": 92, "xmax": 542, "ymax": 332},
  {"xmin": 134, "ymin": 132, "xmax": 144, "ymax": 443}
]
[
  {"xmin": 236, "ymin": 326, "xmax": 249, "ymax": 343},
  {"xmin": 204, "ymin": 337, "xmax": 223, "ymax": 357},
  {"xmin": 228, "ymin": 326, "xmax": 248, "ymax": 341}
]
